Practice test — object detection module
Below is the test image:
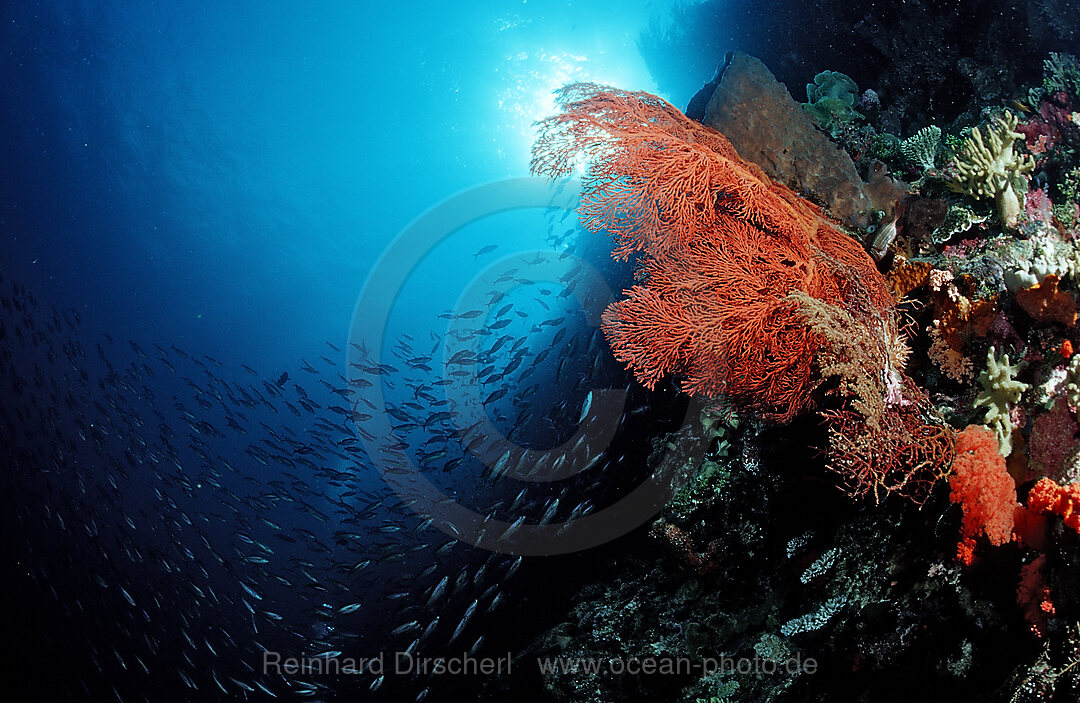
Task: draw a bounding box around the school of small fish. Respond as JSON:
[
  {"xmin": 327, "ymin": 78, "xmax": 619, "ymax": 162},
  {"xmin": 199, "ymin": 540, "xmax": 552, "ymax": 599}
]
[{"xmin": 0, "ymin": 230, "xmax": 651, "ymax": 701}]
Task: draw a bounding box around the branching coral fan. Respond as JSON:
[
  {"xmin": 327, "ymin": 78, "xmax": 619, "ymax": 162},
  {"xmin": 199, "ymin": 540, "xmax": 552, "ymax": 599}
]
[{"xmin": 531, "ymin": 83, "xmax": 953, "ymax": 502}]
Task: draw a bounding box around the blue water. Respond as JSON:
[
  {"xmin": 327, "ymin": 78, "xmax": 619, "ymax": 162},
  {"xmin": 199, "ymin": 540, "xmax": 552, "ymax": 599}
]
[
  {"xmin": 1, "ymin": 0, "xmax": 682, "ymax": 370},
  {"xmin": 1, "ymin": 3, "xmax": 706, "ymax": 701}
]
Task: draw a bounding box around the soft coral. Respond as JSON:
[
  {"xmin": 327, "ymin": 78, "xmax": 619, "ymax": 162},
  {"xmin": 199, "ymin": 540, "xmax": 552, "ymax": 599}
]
[
  {"xmin": 949, "ymin": 425, "xmax": 1018, "ymax": 564},
  {"xmin": 1027, "ymin": 477, "xmax": 1080, "ymax": 532}
]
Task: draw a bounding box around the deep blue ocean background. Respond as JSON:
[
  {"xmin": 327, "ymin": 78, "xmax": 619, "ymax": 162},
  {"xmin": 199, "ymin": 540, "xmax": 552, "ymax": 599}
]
[
  {"xmin": 1, "ymin": 0, "xmax": 685, "ymax": 366},
  {"xmin": 1, "ymin": 3, "xmax": 702, "ymax": 701}
]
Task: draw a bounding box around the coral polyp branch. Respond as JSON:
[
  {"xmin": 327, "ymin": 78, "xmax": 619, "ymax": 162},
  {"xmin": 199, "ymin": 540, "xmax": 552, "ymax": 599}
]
[{"xmin": 949, "ymin": 111, "xmax": 1035, "ymax": 229}]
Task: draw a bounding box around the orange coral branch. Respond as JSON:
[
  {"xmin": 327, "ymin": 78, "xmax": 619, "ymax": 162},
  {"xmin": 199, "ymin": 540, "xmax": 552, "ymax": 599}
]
[
  {"xmin": 1017, "ymin": 555, "xmax": 1055, "ymax": 637},
  {"xmin": 532, "ymin": 83, "xmax": 953, "ymax": 501}
]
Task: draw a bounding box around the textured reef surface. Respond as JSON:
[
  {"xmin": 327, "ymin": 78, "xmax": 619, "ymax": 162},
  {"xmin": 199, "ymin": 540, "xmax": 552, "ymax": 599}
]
[{"xmin": 485, "ymin": 45, "xmax": 1080, "ymax": 703}]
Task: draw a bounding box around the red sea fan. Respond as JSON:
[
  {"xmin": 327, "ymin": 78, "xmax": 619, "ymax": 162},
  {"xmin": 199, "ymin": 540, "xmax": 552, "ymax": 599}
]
[
  {"xmin": 531, "ymin": 84, "xmax": 743, "ymax": 259},
  {"xmin": 532, "ymin": 84, "xmax": 901, "ymax": 418},
  {"xmin": 822, "ymin": 379, "xmax": 955, "ymax": 505},
  {"xmin": 531, "ymin": 83, "xmax": 954, "ymax": 500}
]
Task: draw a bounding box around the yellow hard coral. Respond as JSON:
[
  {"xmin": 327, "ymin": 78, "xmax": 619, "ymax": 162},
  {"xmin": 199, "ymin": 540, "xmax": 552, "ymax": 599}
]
[{"xmin": 949, "ymin": 111, "xmax": 1034, "ymax": 229}]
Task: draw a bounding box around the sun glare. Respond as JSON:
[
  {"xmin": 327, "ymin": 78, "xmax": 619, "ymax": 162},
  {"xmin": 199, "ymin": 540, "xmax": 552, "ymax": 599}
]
[{"xmin": 494, "ymin": 47, "xmax": 640, "ymax": 171}]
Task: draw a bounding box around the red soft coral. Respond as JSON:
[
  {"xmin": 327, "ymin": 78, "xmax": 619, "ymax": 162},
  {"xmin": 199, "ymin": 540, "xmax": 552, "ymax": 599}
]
[
  {"xmin": 1027, "ymin": 477, "xmax": 1080, "ymax": 532},
  {"xmin": 1013, "ymin": 504, "xmax": 1049, "ymax": 551},
  {"xmin": 1017, "ymin": 555, "xmax": 1055, "ymax": 637},
  {"xmin": 949, "ymin": 425, "xmax": 1018, "ymax": 563}
]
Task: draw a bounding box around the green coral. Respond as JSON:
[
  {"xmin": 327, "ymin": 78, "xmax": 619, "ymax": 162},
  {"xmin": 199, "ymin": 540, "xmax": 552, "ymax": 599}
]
[
  {"xmin": 1066, "ymin": 355, "xmax": 1080, "ymax": 410},
  {"xmin": 694, "ymin": 676, "xmax": 740, "ymax": 703},
  {"xmin": 668, "ymin": 457, "xmax": 731, "ymax": 521},
  {"xmin": 1061, "ymin": 168, "xmax": 1080, "ymax": 204},
  {"xmin": 701, "ymin": 407, "xmax": 739, "ymax": 442},
  {"xmin": 753, "ymin": 633, "xmax": 793, "ymax": 664},
  {"xmin": 943, "ymin": 132, "xmax": 966, "ymax": 156},
  {"xmin": 932, "ymin": 205, "xmax": 987, "ymax": 245},
  {"xmin": 780, "ymin": 596, "xmax": 847, "ymax": 637},
  {"xmin": 972, "ymin": 348, "xmax": 1029, "ymax": 456},
  {"xmin": 948, "ymin": 111, "xmax": 1035, "ymax": 229},
  {"xmin": 1053, "ymin": 168, "xmax": 1080, "ymax": 228},
  {"xmin": 900, "ymin": 125, "xmax": 941, "ymax": 172},
  {"xmin": 799, "ymin": 547, "xmax": 839, "ymax": 584},
  {"xmin": 664, "ymin": 408, "xmax": 739, "ymax": 520},
  {"xmin": 1053, "ymin": 202, "xmax": 1078, "ymax": 229},
  {"xmin": 868, "ymin": 133, "xmax": 900, "ymax": 161},
  {"xmin": 946, "ymin": 640, "xmax": 974, "ymax": 677},
  {"xmin": 802, "ymin": 70, "xmax": 862, "ymax": 135},
  {"xmin": 1043, "ymin": 52, "xmax": 1080, "ymax": 96}
]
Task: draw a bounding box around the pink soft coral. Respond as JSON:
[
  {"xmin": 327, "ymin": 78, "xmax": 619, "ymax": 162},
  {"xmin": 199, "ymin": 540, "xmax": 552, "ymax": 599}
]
[
  {"xmin": 1023, "ymin": 187, "xmax": 1053, "ymax": 225},
  {"xmin": 1028, "ymin": 397, "xmax": 1080, "ymax": 483}
]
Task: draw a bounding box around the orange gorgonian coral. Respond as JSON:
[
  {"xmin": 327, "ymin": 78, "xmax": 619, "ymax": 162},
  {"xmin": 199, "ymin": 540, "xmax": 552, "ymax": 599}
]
[
  {"xmin": 532, "ymin": 83, "xmax": 954, "ymax": 502},
  {"xmin": 531, "ymin": 84, "xmax": 898, "ymax": 419}
]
